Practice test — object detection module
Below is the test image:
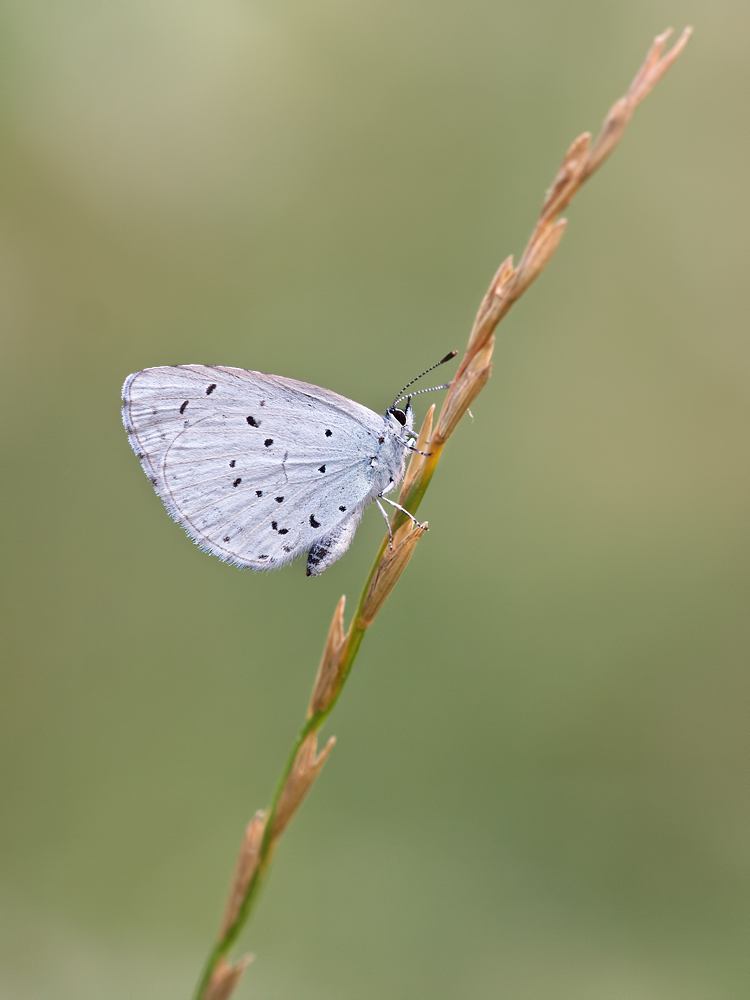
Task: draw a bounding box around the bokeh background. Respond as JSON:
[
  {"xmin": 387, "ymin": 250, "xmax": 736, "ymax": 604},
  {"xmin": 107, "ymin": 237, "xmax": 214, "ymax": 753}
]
[{"xmin": 1, "ymin": 2, "xmax": 748, "ymax": 998}]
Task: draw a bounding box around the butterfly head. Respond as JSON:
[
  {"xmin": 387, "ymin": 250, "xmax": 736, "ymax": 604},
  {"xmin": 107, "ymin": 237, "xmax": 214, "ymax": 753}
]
[
  {"xmin": 386, "ymin": 396, "xmax": 415, "ymax": 438},
  {"xmin": 389, "ymin": 351, "xmax": 457, "ymax": 436}
]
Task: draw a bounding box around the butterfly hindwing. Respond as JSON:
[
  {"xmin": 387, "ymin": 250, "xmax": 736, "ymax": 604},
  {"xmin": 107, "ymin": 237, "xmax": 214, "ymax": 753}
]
[{"xmin": 122, "ymin": 365, "xmax": 392, "ymax": 569}]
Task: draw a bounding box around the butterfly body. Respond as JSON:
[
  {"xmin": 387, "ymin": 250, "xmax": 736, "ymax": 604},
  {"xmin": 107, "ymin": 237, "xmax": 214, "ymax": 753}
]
[{"xmin": 122, "ymin": 365, "xmax": 415, "ymax": 575}]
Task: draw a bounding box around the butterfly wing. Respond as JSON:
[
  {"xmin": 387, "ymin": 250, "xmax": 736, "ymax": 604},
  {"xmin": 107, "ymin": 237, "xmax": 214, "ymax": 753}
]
[{"xmin": 122, "ymin": 365, "xmax": 391, "ymax": 570}]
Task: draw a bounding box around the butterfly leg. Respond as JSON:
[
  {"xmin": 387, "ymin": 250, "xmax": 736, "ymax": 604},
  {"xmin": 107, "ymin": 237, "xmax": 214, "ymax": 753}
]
[
  {"xmin": 377, "ymin": 493, "xmax": 428, "ymax": 532},
  {"xmin": 403, "ymin": 428, "xmax": 432, "ymax": 456},
  {"xmin": 405, "ymin": 442, "xmax": 432, "ymax": 456},
  {"xmin": 375, "ymin": 498, "xmax": 395, "ymax": 549}
]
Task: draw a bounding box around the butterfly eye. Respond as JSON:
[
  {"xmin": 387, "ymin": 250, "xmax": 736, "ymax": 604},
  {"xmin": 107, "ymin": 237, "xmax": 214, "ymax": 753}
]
[{"xmin": 388, "ymin": 407, "xmax": 407, "ymax": 426}]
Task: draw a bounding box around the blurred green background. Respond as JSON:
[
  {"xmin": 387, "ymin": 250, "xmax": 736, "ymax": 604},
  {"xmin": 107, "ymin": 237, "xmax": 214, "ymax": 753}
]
[{"xmin": 1, "ymin": 1, "xmax": 748, "ymax": 998}]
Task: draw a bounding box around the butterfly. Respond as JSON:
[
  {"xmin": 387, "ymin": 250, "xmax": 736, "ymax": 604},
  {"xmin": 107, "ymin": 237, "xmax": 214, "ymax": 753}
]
[{"xmin": 121, "ymin": 355, "xmax": 454, "ymax": 576}]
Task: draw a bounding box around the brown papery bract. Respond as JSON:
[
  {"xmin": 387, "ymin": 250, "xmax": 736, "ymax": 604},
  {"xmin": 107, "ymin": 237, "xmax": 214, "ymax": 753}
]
[
  {"xmin": 308, "ymin": 594, "xmax": 347, "ymax": 717},
  {"xmin": 433, "ymin": 337, "xmax": 494, "ymax": 446},
  {"xmin": 359, "ymin": 521, "xmax": 429, "ymax": 628},
  {"xmin": 273, "ymin": 731, "xmax": 336, "ymax": 838},
  {"xmin": 219, "ymin": 812, "xmax": 267, "ymax": 938},
  {"xmin": 203, "ymin": 957, "xmax": 253, "ymax": 1000},
  {"xmin": 400, "ymin": 404, "xmax": 435, "ymax": 501}
]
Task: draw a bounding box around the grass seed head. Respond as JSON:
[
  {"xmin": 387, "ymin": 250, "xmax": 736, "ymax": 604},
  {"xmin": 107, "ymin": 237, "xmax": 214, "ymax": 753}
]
[
  {"xmin": 220, "ymin": 811, "xmax": 267, "ymax": 937},
  {"xmin": 308, "ymin": 595, "xmax": 347, "ymax": 717},
  {"xmin": 274, "ymin": 732, "xmax": 336, "ymax": 838},
  {"xmin": 203, "ymin": 955, "xmax": 253, "ymax": 1000}
]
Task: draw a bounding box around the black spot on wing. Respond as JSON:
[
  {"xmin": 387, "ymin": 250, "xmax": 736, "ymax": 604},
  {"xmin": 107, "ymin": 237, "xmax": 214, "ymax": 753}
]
[
  {"xmin": 272, "ymin": 521, "xmax": 278, "ymax": 530},
  {"xmin": 256, "ymin": 490, "xmax": 263, "ymax": 497},
  {"xmin": 233, "ymin": 478, "xmax": 242, "ymax": 487},
  {"xmin": 339, "ymin": 506, "xmax": 346, "ymax": 511},
  {"xmin": 278, "ymin": 528, "xmax": 289, "ymax": 535},
  {"xmin": 275, "ymin": 496, "xmax": 284, "ymax": 503},
  {"xmin": 325, "ymin": 429, "xmax": 332, "ymax": 436},
  {"xmin": 264, "ymin": 438, "xmax": 273, "ymax": 447},
  {"xmin": 246, "ymin": 415, "xmax": 260, "ymax": 427},
  {"xmin": 223, "ymin": 535, "xmax": 230, "ymax": 541},
  {"xmin": 318, "ymin": 465, "xmax": 326, "ymax": 473},
  {"xmin": 180, "ymin": 400, "xmax": 189, "ymax": 414},
  {"xmin": 206, "ymin": 383, "xmax": 217, "ymax": 395},
  {"xmin": 309, "ymin": 514, "xmax": 320, "ymax": 528},
  {"xmin": 229, "ymin": 460, "xmax": 236, "ymax": 467}
]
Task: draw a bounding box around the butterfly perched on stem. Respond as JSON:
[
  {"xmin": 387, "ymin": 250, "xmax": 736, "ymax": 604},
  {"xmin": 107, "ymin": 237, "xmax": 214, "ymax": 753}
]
[{"xmin": 122, "ymin": 356, "xmax": 455, "ymax": 576}]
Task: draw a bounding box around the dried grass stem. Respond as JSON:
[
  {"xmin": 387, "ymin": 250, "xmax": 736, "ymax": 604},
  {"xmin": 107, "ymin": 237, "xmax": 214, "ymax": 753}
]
[{"xmin": 191, "ymin": 28, "xmax": 691, "ymax": 999}]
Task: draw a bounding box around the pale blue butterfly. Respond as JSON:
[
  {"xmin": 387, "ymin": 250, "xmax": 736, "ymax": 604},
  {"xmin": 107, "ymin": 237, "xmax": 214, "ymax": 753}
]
[{"xmin": 121, "ymin": 353, "xmax": 455, "ymax": 575}]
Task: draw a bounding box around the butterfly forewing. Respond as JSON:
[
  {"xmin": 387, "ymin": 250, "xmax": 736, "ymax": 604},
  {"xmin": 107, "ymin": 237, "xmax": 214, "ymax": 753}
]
[{"xmin": 122, "ymin": 365, "xmax": 391, "ymax": 569}]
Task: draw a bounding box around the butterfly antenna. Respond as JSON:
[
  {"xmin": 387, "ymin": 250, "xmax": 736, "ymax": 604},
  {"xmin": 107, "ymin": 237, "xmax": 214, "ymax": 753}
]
[
  {"xmin": 401, "ymin": 383, "xmax": 453, "ymax": 400},
  {"xmin": 392, "ymin": 350, "xmax": 457, "ymax": 407}
]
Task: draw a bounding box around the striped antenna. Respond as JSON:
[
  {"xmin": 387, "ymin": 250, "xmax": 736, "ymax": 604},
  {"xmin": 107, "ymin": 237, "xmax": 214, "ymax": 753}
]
[{"xmin": 392, "ymin": 351, "xmax": 457, "ymax": 406}]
